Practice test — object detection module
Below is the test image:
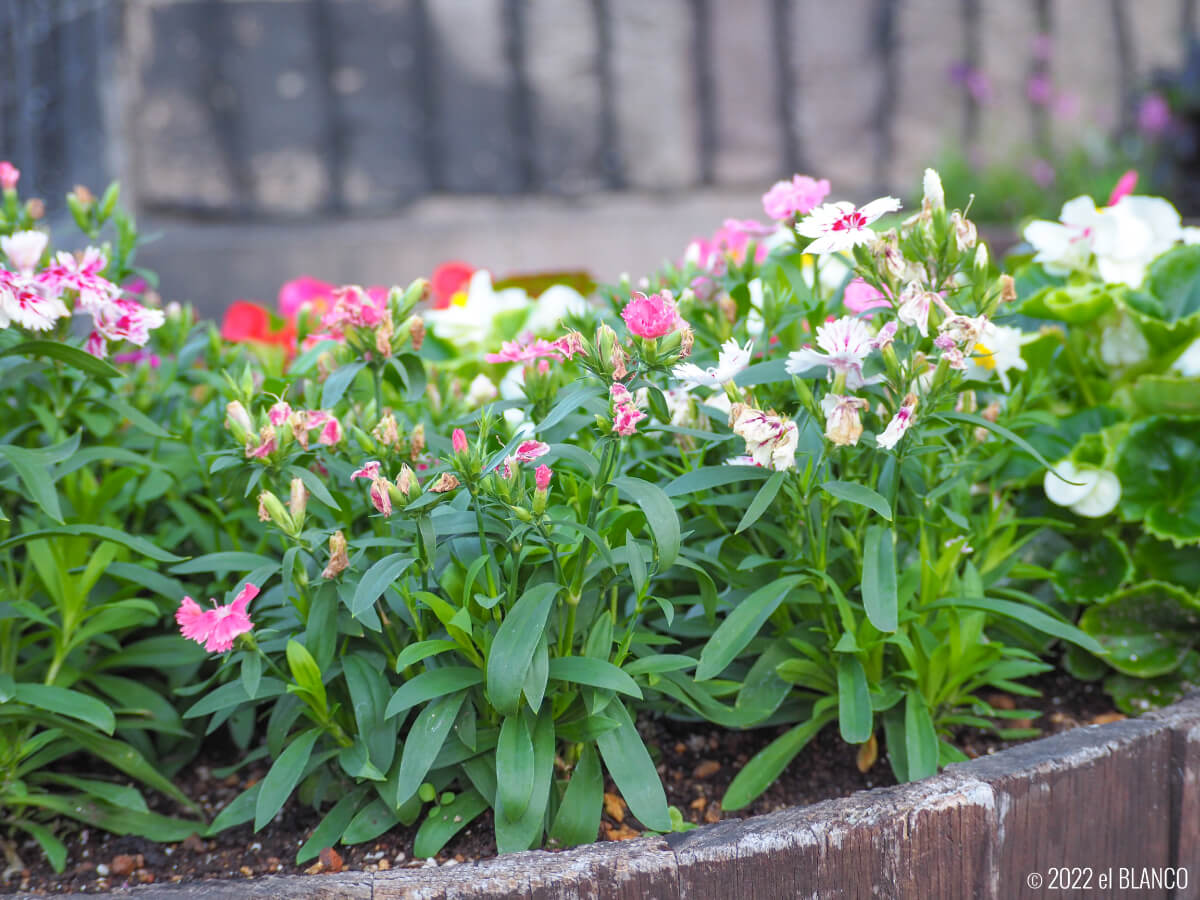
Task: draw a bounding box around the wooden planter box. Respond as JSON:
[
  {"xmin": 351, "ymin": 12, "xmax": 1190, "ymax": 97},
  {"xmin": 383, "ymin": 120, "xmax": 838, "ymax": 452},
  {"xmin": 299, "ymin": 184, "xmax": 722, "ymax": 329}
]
[{"xmin": 69, "ymin": 695, "xmax": 1200, "ymax": 899}]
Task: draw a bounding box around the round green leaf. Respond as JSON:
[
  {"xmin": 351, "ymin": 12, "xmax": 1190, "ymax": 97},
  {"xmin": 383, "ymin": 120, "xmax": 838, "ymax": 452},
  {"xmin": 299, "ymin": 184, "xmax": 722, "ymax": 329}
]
[{"xmin": 1078, "ymin": 581, "xmax": 1200, "ymax": 677}]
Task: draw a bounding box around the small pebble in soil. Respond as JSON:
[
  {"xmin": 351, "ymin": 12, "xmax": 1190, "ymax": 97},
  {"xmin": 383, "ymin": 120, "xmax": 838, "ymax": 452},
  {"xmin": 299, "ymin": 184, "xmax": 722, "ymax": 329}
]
[{"xmin": 95, "ymin": 863, "xmax": 110, "ymax": 877}]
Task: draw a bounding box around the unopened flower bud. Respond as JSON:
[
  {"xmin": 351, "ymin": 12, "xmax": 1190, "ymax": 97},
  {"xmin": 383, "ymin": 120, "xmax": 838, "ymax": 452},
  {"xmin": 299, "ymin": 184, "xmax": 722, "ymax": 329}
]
[
  {"xmin": 718, "ymin": 295, "xmax": 738, "ymax": 324},
  {"xmin": 409, "ymin": 315, "xmax": 426, "ymax": 351},
  {"xmin": 257, "ymin": 490, "xmax": 294, "ymax": 533},
  {"xmin": 974, "ymin": 243, "xmax": 989, "ymax": 274},
  {"xmin": 226, "ymin": 401, "xmax": 254, "ymax": 442},
  {"xmin": 679, "ymin": 325, "xmax": 694, "ymax": 358},
  {"xmin": 535, "ymin": 464, "xmax": 552, "ymax": 492},
  {"xmin": 72, "ymin": 185, "xmax": 95, "ymax": 206},
  {"xmin": 26, "ymin": 198, "xmax": 44, "ymax": 220},
  {"xmin": 322, "ymin": 531, "xmax": 349, "ymax": 579},
  {"xmin": 410, "ymin": 423, "xmax": 426, "ymax": 457},
  {"xmin": 982, "ymin": 400, "xmax": 1001, "ymax": 423},
  {"xmin": 467, "ymin": 373, "xmax": 498, "ymax": 406},
  {"xmin": 289, "ymin": 477, "xmax": 308, "ymax": 528},
  {"xmin": 0, "ymin": 161, "xmax": 19, "ymax": 191},
  {"xmin": 452, "ymin": 428, "xmax": 468, "ymax": 454},
  {"xmin": 375, "ymin": 309, "xmax": 395, "ymax": 357},
  {"xmin": 373, "ymin": 412, "xmax": 400, "ymax": 448},
  {"xmin": 397, "ymin": 464, "xmax": 420, "ymax": 501},
  {"xmin": 999, "ymin": 274, "xmax": 1016, "ymax": 305},
  {"xmin": 512, "ymin": 506, "xmax": 533, "ymax": 523},
  {"xmin": 610, "ymin": 343, "xmax": 628, "ymax": 381},
  {"xmin": 922, "ymin": 168, "xmax": 945, "ymax": 212}
]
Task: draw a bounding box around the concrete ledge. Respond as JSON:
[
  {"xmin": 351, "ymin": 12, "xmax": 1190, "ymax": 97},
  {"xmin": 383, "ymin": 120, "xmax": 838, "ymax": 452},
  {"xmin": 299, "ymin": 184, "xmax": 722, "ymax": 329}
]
[{"xmin": 59, "ymin": 695, "xmax": 1200, "ymax": 900}]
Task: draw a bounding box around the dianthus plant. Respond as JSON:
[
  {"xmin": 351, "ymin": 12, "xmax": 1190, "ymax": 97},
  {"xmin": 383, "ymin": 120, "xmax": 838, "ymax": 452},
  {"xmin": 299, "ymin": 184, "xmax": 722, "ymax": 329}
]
[{"xmin": 625, "ymin": 169, "xmax": 1101, "ymax": 806}]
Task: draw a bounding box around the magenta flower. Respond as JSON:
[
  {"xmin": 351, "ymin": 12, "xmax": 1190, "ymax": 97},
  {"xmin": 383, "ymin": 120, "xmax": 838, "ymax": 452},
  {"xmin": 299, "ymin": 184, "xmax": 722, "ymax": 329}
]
[
  {"xmin": 613, "ymin": 403, "xmax": 647, "ymax": 436},
  {"xmin": 92, "ymin": 298, "xmax": 166, "ymax": 348},
  {"xmin": 351, "ymin": 460, "xmax": 382, "ymax": 481},
  {"xmin": 842, "ymin": 278, "xmax": 892, "ymax": 315},
  {"xmin": 176, "ymin": 583, "xmax": 258, "ymax": 653},
  {"xmin": 762, "ymin": 175, "xmax": 831, "ymax": 221},
  {"xmin": 321, "ymin": 285, "xmax": 386, "ymax": 336},
  {"xmin": 305, "ymin": 410, "xmax": 342, "ymax": 446},
  {"xmin": 484, "ymin": 336, "xmax": 562, "ymax": 364},
  {"xmin": 514, "ymin": 439, "xmax": 550, "ymax": 462},
  {"xmin": 554, "ymin": 332, "xmax": 585, "ymax": 360},
  {"xmin": 621, "ymin": 291, "xmax": 680, "ymax": 339},
  {"xmin": 279, "ymin": 276, "xmax": 336, "ymax": 319},
  {"xmin": 0, "ymin": 161, "xmax": 18, "ymax": 191},
  {"xmin": 535, "ymin": 464, "xmax": 552, "ymax": 492},
  {"xmin": 246, "ymin": 428, "xmax": 277, "ymax": 459},
  {"xmin": 268, "ymin": 400, "xmax": 292, "ymax": 426},
  {"xmin": 1107, "ymin": 169, "xmax": 1139, "ymax": 207},
  {"xmin": 452, "ymin": 428, "xmax": 469, "ymax": 454}
]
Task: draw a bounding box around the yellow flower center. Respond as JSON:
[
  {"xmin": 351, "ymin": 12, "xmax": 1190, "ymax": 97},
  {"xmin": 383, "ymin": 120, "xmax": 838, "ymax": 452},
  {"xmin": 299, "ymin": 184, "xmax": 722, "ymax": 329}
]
[
  {"xmin": 974, "ymin": 341, "xmax": 997, "ymax": 370},
  {"xmin": 451, "ymin": 290, "xmax": 469, "ymax": 308}
]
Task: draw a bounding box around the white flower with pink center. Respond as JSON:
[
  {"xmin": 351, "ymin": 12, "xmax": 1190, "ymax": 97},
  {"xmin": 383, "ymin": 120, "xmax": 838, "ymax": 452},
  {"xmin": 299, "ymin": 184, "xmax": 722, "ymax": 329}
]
[
  {"xmin": 785, "ymin": 315, "xmax": 878, "ymax": 389},
  {"xmin": 0, "ymin": 270, "xmax": 69, "ymax": 332},
  {"xmin": 877, "ymin": 395, "xmax": 919, "ymax": 450},
  {"xmin": 92, "ymin": 298, "xmax": 165, "ymax": 347},
  {"xmin": 672, "ymin": 338, "xmax": 753, "ymax": 388},
  {"xmin": 796, "ymin": 197, "xmax": 902, "ymax": 255}
]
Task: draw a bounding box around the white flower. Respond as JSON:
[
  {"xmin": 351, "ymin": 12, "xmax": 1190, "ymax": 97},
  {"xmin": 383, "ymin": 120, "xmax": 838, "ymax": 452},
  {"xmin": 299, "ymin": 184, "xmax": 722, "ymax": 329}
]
[
  {"xmin": 724, "ymin": 455, "xmax": 763, "ymax": 467},
  {"xmin": 820, "ymin": 393, "xmax": 869, "ymax": 447},
  {"xmin": 896, "ymin": 282, "xmax": 932, "ymax": 336},
  {"xmin": 922, "ymin": 168, "xmax": 945, "ymax": 211},
  {"xmin": 466, "ymin": 373, "xmax": 498, "ymax": 406},
  {"xmin": 425, "ymin": 270, "xmax": 530, "ymax": 345},
  {"xmin": 969, "ymin": 322, "xmax": 1029, "ymax": 391},
  {"xmin": 673, "ymin": 338, "xmax": 753, "ymax": 387},
  {"xmin": 1172, "ymin": 336, "xmax": 1200, "ymax": 376},
  {"xmin": 1044, "ymin": 460, "xmax": 1121, "ymax": 517},
  {"xmin": 877, "ymin": 394, "xmax": 918, "ymax": 450},
  {"xmin": 699, "ymin": 390, "xmax": 732, "ymax": 418},
  {"xmin": 1099, "ymin": 316, "xmax": 1150, "ymax": 368},
  {"xmin": 785, "ymin": 316, "xmax": 878, "ymax": 389},
  {"xmin": 796, "ymin": 197, "xmax": 903, "ymax": 255},
  {"xmin": 524, "ymin": 284, "xmax": 589, "ymax": 333},
  {"xmin": 662, "ymin": 386, "xmax": 695, "ymax": 427},
  {"xmin": 731, "ymin": 406, "xmax": 799, "ymax": 471},
  {"xmin": 1024, "ymin": 194, "xmax": 1183, "ymax": 288},
  {"xmin": 1, "ymin": 230, "xmax": 47, "ymax": 275},
  {"xmin": 0, "ymin": 273, "xmax": 69, "ymax": 331},
  {"xmin": 498, "ymin": 365, "xmax": 527, "ymax": 427}
]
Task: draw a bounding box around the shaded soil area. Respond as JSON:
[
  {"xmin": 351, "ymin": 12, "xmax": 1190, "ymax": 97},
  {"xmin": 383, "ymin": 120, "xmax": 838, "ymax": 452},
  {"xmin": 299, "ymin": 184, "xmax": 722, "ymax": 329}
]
[{"xmin": 7, "ymin": 671, "xmax": 1118, "ymax": 895}]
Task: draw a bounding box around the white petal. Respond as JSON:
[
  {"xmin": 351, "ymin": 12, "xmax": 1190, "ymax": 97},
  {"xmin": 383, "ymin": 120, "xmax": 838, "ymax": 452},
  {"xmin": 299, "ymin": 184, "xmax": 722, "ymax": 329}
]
[
  {"xmin": 786, "ymin": 348, "xmax": 826, "ymax": 375},
  {"xmin": 860, "ymin": 196, "xmax": 903, "ymax": 222},
  {"xmin": 1043, "ymin": 461, "xmax": 1097, "ymax": 508},
  {"xmin": 1070, "ymin": 471, "xmax": 1121, "ymax": 517}
]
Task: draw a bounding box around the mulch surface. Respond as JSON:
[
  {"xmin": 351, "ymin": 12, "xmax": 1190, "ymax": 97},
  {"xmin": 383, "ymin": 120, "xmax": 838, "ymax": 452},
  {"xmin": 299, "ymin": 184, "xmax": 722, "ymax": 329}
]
[{"xmin": 6, "ymin": 670, "xmax": 1117, "ymax": 895}]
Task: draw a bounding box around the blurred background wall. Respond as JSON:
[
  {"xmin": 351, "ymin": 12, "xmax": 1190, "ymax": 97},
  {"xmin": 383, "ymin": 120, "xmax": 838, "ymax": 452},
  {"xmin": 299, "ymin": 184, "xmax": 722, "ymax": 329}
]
[{"xmin": 2, "ymin": 0, "xmax": 1197, "ymax": 314}]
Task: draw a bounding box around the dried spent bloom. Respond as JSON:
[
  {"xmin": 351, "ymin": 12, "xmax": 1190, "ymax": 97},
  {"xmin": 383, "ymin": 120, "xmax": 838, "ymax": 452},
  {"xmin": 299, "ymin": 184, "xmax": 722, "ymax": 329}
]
[
  {"xmin": 877, "ymin": 394, "xmax": 919, "ymax": 450},
  {"xmin": 730, "ymin": 406, "xmax": 799, "ymax": 471},
  {"xmin": 429, "ymin": 472, "xmax": 460, "ymax": 493},
  {"xmin": 373, "ymin": 412, "xmax": 401, "ymax": 448},
  {"xmin": 820, "ymin": 394, "xmax": 870, "ymax": 447},
  {"xmin": 409, "ymin": 315, "xmax": 426, "ymax": 351},
  {"xmin": 176, "ymin": 583, "xmax": 257, "ymax": 653},
  {"xmin": 410, "ymin": 423, "xmax": 426, "ymax": 457},
  {"xmin": 322, "ymin": 531, "xmax": 350, "ymax": 579}
]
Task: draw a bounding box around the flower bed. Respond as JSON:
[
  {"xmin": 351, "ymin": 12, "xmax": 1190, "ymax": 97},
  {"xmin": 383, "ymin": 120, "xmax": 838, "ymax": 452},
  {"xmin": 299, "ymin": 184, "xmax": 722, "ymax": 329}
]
[{"xmin": 1, "ymin": 162, "xmax": 1197, "ymax": 889}]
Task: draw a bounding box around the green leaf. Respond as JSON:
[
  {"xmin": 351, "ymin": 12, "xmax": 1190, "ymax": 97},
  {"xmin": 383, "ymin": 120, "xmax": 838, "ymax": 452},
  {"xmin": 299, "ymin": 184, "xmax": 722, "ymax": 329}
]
[
  {"xmin": 384, "ymin": 667, "xmax": 483, "ymax": 718},
  {"xmin": 549, "ymin": 744, "xmax": 603, "ymax": 847},
  {"xmin": 936, "ymin": 411, "xmax": 1060, "ymax": 472},
  {"xmin": 286, "ymin": 641, "xmax": 326, "ymax": 711},
  {"xmin": 722, "ymin": 702, "xmax": 837, "ymax": 811},
  {"xmin": 413, "ymin": 789, "xmax": 489, "ymax": 858},
  {"xmin": 206, "ymin": 783, "xmax": 260, "ymax": 835},
  {"xmin": 547, "ymin": 657, "xmax": 642, "ymax": 699},
  {"xmin": 254, "ymin": 728, "xmax": 321, "ymax": 830},
  {"xmin": 94, "ymin": 394, "xmax": 173, "ymax": 438},
  {"xmin": 612, "ymin": 475, "xmax": 680, "ymax": 568},
  {"xmin": 836, "ymin": 656, "xmax": 872, "ymax": 744},
  {"xmin": 170, "ymin": 551, "xmax": 275, "ymax": 575},
  {"xmin": 0, "ymin": 339, "xmax": 121, "ymax": 379},
  {"xmin": 862, "ymin": 525, "xmax": 897, "ymax": 632},
  {"xmin": 22, "ymin": 820, "xmax": 67, "ymax": 872},
  {"xmin": 493, "ymin": 706, "xmax": 556, "ymax": 853},
  {"xmin": 595, "ymin": 701, "xmax": 671, "ymax": 832},
  {"xmin": 352, "ymin": 554, "xmax": 415, "ymax": 617},
  {"xmin": 342, "ymin": 797, "xmax": 401, "ymax": 845},
  {"xmin": 820, "ymin": 480, "xmax": 892, "ymax": 521},
  {"xmin": 1078, "ymin": 582, "xmax": 1200, "ymax": 677},
  {"xmin": 15, "ymin": 684, "xmax": 115, "ymax": 734},
  {"xmin": 241, "ymin": 652, "xmax": 262, "ymax": 700},
  {"xmin": 663, "ymin": 465, "xmax": 771, "ymax": 497},
  {"xmin": 695, "ymin": 575, "xmax": 805, "ymax": 681},
  {"xmin": 496, "ymin": 714, "xmax": 536, "ymax": 822},
  {"xmin": 903, "ymin": 690, "xmax": 939, "ymax": 780},
  {"xmin": 0, "ymin": 444, "xmax": 64, "ymax": 523},
  {"xmin": 393, "ymin": 690, "xmax": 468, "ymax": 808},
  {"xmin": 296, "ymin": 787, "xmax": 367, "ymax": 863},
  {"xmin": 925, "ymin": 596, "xmax": 1104, "ymax": 655},
  {"xmin": 321, "ymin": 360, "xmax": 367, "ymax": 408},
  {"xmin": 0, "ymin": 524, "xmax": 185, "ymax": 563},
  {"xmin": 1115, "ymin": 417, "xmax": 1200, "ymax": 545},
  {"xmin": 486, "ymin": 582, "xmax": 560, "ymax": 717},
  {"xmin": 737, "ymin": 470, "xmax": 786, "ymax": 533},
  {"xmin": 395, "ymin": 639, "xmax": 461, "ymax": 672}
]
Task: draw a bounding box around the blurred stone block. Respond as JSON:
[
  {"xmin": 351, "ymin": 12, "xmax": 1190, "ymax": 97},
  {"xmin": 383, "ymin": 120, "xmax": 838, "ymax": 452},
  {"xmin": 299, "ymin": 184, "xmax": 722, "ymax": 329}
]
[
  {"xmin": 977, "ymin": 0, "xmax": 1038, "ymax": 168},
  {"xmin": 711, "ymin": 0, "xmax": 780, "ymax": 185},
  {"xmin": 525, "ymin": 0, "xmax": 606, "ymax": 194},
  {"xmin": 425, "ymin": 0, "xmax": 521, "ymax": 193},
  {"xmin": 609, "ymin": 0, "xmax": 700, "ymax": 189}
]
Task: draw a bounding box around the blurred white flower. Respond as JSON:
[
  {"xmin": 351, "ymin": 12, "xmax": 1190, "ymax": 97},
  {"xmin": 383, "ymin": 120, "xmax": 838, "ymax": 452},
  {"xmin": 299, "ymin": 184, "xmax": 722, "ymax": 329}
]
[
  {"xmin": 425, "ymin": 270, "xmax": 529, "ymax": 345},
  {"xmin": 969, "ymin": 322, "xmax": 1030, "ymax": 391},
  {"xmin": 1043, "ymin": 460, "xmax": 1121, "ymax": 517},
  {"xmin": 1099, "ymin": 316, "xmax": 1150, "ymax": 367}
]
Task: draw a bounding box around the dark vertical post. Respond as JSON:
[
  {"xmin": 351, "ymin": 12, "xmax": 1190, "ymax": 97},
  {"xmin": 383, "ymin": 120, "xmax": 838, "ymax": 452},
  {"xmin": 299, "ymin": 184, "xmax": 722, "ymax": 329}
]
[
  {"xmin": 1184, "ymin": 0, "xmax": 1198, "ymax": 43},
  {"xmin": 1030, "ymin": 0, "xmax": 1053, "ymax": 154},
  {"xmin": 589, "ymin": 0, "xmax": 624, "ymax": 189},
  {"xmin": 689, "ymin": 0, "xmax": 715, "ymax": 185},
  {"xmin": 770, "ymin": 0, "xmax": 801, "ymax": 176},
  {"xmin": 872, "ymin": 0, "xmax": 899, "ymax": 191},
  {"xmin": 11, "ymin": 0, "xmax": 38, "ymax": 191},
  {"xmin": 308, "ymin": 0, "xmax": 345, "ymax": 212},
  {"xmin": 413, "ymin": 0, "xmax": 441, "ymax": 190},
  {"xmin": 961, "ymin": 0, "xmax": 981, "ymax": 145},
  {"xmin": 1109, "ymin": 0, "xmax": 1135, "ymax": 134},
  {"xmin": 503, "ymin": 0, "xmax": 535, "ymax": 191},
  {"xmin": 198, "ymin": 0, "xmax": 250, "ymax": 213}
]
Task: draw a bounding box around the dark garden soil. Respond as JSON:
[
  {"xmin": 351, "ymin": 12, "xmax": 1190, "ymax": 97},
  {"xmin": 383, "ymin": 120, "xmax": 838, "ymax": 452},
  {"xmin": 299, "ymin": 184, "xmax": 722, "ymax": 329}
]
[{"xmin": 6, "ymin": 670, "xmax": 1119, "ymax": 896}]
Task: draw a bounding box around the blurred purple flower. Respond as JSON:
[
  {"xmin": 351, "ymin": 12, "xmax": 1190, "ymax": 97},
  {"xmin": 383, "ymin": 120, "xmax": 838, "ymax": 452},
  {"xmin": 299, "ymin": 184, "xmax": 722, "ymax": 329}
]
[
  {"xmin": 1026, "ymin": 73, "xmax": 1053, "ymax": 106},
  {"xmin": 1029, "ymin": 158, "xmax": 1056, "ymax": 188},
  {"xmin": 949, "ymin": 63, "xmax": 992, "ymax": 103},
  {"xmin": 1053, "ymin": 90, "xmax": 1081, "ymax": 121},
  {"xmin": 1138, "ymin": 93, "xmax": 1171, "ymax": 136},
  {"xmin": 113, "ymin": 349, "xmax": 162, "ymax": 368}
]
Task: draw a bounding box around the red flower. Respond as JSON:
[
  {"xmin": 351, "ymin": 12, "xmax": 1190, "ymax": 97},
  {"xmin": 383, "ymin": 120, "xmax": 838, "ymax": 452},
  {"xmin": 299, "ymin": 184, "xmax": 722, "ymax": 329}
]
[
  {"xmin": 221, "ymin": 300, "xmax": 297, "ymax": 353},
  {"xmin": 431, "ymin": 261, "xmax": 476, "ymax": 310}
]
